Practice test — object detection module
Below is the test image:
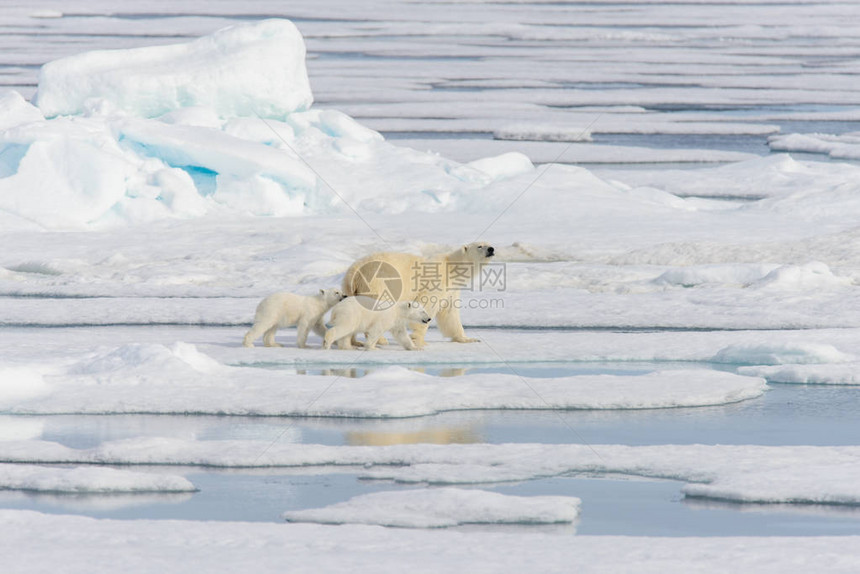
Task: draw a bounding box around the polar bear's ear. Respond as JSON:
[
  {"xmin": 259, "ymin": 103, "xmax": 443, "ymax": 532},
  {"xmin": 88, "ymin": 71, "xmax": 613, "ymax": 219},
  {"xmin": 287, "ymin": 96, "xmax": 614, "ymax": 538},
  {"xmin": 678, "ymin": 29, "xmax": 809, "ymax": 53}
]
[
  {"xmin": 320, "ymin": 289, "xmax": 325, "ymax": 295},
  {"xmin": 462, "ymin": 244, "xmax": 468, "ymax": 253}
]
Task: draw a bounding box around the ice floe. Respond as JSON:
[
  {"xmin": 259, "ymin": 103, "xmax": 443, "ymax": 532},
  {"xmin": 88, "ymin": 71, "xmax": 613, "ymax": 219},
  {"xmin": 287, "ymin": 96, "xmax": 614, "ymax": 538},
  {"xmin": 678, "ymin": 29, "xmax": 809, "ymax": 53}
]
[
  {"xmin": 0, "ymin": 464, "xmax": 196, "ymax": 493},
  {"xmin": 2, "ymin": 440, "xmax": 860, "ymax": 507},
  {"xmin": 0, "ymin": 343, "xmax": 766, "ymax": 416},
  {"xmin": 711, "ymin": 342, "xmax": 853, "ymax": 366},
  {"xmin": 283, "ymin": 488, "xmax": 580, "ymax": 528},
  {"xmin": 769, "ymin": 132, "xmax": 860, "ymax": 160},
  {"xmin": 738, "ymin": 363, "xmax": 860, "ymax": 385}
]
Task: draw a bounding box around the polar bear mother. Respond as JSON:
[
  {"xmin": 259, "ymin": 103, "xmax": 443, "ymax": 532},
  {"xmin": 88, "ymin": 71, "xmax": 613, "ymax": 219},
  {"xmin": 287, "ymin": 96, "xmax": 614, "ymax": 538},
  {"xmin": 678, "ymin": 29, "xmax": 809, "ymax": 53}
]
[{"xmin": 342, "ymin": 242, "xmax": 495, "ymax": 348}]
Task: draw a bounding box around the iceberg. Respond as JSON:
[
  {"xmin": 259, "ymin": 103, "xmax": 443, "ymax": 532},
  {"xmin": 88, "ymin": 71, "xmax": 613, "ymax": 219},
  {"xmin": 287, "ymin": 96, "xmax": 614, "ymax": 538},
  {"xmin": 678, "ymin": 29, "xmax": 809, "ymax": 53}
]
[{"xmin": 34, "ymin": 19, "xmax": 312, "ymax": 120}]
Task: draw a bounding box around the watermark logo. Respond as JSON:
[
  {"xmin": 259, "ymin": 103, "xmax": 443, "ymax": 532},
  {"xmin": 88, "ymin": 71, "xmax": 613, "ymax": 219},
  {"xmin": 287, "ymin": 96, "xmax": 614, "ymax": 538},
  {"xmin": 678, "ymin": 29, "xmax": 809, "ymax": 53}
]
[
  {"xmin": 480, "ymin": 262, "xmax": 506, "ymax": 292},
  {"xmin": 353, "ymin": 260, "xmax": 403, "ymax": 310},
  {"xmin": 410, "ymin": 261, "xmax": 506, "ymax": 293},
  {"xmin": 352, "ymin": 260, "xmax": 506, "ymax": 311}
]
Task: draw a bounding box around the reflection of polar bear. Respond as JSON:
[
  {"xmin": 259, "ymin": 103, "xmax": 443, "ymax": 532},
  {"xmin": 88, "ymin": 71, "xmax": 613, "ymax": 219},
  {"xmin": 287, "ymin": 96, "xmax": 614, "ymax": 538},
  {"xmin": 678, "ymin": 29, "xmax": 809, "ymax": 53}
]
[
  {"xmin": 243, "ymin": 288, "xmax": 346, "ymax": 348},
  {"xmin": 324, "ymin": 297, "xmax": 431, "ymax": 351},
  {"xmin": 342, "ymin": 242, "xmax": 495, "ymax": 348}
]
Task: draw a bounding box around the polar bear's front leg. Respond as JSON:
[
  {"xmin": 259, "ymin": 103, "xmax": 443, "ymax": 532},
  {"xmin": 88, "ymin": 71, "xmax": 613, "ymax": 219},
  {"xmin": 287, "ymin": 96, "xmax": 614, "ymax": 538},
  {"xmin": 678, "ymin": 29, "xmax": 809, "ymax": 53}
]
[
  {"xmin": 295, "ymin": 320, "xmax": 312, "ymax": 348},
  {"xmin": 324, "ymin": 325, "xmax": 353, "ymax": 350},
  {"xmin": 436, "ymin": 307, "xmax": 478, "ymax": 343},
  {"xmin": 364, "ymin": 326, "xmax": 388, "ymax": 350},
  {"xmin": 391, "ymin": 325, "xmax": 417, "ymax": 351},
  {"xmin": 409, "ymin": 321, "xmax": 429, "ymax": 349}
]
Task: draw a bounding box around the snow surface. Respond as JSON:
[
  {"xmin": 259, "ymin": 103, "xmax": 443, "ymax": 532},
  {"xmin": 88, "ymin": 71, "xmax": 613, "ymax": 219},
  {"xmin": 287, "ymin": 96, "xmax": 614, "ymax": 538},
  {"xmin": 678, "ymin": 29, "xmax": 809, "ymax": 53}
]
[
  {"xmin": 5, "ymin": 510, "xmax": 860, "ymax": 574},
  {"xmin": 282, "ymin": 488, "xmax": 581, "ymax": 527}
]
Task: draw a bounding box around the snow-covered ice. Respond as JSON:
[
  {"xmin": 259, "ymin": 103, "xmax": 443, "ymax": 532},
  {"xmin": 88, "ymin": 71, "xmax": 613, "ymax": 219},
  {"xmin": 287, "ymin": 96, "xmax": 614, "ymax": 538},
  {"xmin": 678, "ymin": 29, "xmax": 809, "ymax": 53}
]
[
  {"xmin": 2, "ymin": 439, "xmax": 860, "ymax": 507},
  {"xmin": 769, "ymin": 132, "xmax": 860, "ymax": 161},
  {"xmin": 739, "ymin": 363, "xmax": 860, "ymax": 385},
  {"xmin": 34, "ymin": 19, "xmax": 313, "ymax": 120},
  {"xmin": 282, "ymin": 488, "xmax": 581, "ymax": 527},
  {"xmin": 0, "ymin": 464, "xmax": 196, "ymax": 494},
  {"xmin": 5, "ymin": 510, "xmax": 860, "ymax": 574},
  {"xmin": 0, "ymin": 341, "xmax": 766, "ymax": 416}
]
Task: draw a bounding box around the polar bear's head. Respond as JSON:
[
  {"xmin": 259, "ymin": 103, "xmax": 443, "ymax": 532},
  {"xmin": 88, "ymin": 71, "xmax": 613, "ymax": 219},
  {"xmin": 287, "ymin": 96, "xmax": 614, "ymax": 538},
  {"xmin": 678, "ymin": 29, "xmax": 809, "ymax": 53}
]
[
  {"xmin": 460, "ymin": 242, "xmax": 495, "ymax": 262},
  {"xmin": 400, "ymin": 300, "xmax": 431, "ymax": 324},
  {"xmin": 319, "ymin": 288, "xmax": 348, "ymax": 307}
]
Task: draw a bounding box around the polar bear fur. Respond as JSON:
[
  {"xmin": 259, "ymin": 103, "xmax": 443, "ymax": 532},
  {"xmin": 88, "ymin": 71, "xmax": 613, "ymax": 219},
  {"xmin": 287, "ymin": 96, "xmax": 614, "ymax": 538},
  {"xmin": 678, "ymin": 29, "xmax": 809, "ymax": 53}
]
[
  {"xmin": 243, "ymin": 288, "xmax": 346, "ymax": 348},
  {"xmin": 342, "ymin": 242, "xmax": 495, "ymax": 348},
  {"xmin": 324, "ymin": 297, "xmax": 431, "ymax": 351}
]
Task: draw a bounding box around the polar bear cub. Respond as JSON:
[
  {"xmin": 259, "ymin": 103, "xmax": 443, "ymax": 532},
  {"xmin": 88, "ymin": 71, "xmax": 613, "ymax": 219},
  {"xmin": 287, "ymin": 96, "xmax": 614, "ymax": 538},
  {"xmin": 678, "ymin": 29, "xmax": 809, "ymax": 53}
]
[
  {"xmin": 243, "ymin": 288, "xmax": 346, "ymax": 348},
  {"xmin": 324, "ymin": 296, "xmax": 431, "ymax": 351}
]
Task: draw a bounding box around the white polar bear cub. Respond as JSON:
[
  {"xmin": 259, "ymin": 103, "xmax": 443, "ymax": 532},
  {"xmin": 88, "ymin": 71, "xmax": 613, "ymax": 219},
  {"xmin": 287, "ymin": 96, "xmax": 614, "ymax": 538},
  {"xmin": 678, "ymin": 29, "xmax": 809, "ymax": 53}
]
[
  {"xmin": 324, "ymin": 296, "xmax": 431, "ymax": 351},
  {"xmin": 243, "ymin": 288, "xmax": 346, "ymax": 348}
]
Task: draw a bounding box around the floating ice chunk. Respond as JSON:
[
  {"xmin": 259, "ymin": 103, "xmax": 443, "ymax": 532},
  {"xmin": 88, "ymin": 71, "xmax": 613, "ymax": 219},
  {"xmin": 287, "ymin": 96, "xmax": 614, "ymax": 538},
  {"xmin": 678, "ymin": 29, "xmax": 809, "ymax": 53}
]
[
  {"xmin": 0, "ymin": 92, "xmax": 44, "ymax": 131},
  {"xmin": 683, "ymin": 466, "xmax": 860, "ymax": 505},
  {"xmin": 6, "ymin": 440, "xmax": 860, "ymax": 509},
  {"xmin": 712, "ymin": 342, "xmax": 853, "ymax": 366},
  {"xmin": 494, "ymin": 123, "xmax": 593, "ymax": 142},
  {"xmin": 738, "ymin": 363, "xmax": 860, "ymax": 385},
  {"xmin": 769, "ymin": 132, "xmax": 860, "ymax": 160},
  {"xmin": 283, "ymin": 488, "xmax": 580, "ymax": 528},
  {"xmin": 7, "ymin": 359, "xmax": 766, "ymax": 417},
  {"xmin": 0, "ymin": 463, "xmax": 196, "ymax": 493},
  {"xmin": 606, "ymin": 153, "xmax": 860, "ymax": 200},
  {"xmin": 34, "ymin": 19, "xmax": 313, "ymax": 120}
]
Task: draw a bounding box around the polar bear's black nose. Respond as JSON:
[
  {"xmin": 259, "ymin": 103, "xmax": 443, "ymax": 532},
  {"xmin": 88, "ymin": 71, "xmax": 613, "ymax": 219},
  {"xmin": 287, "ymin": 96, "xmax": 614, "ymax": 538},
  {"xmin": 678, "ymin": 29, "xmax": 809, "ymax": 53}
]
[
  {"xmin": 423, "ymin": 317, "xmax": 431, "ymax": 323},
  {"xmin": 487, "ymin": 246, "xmax": 494, "ymax": 256}
]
